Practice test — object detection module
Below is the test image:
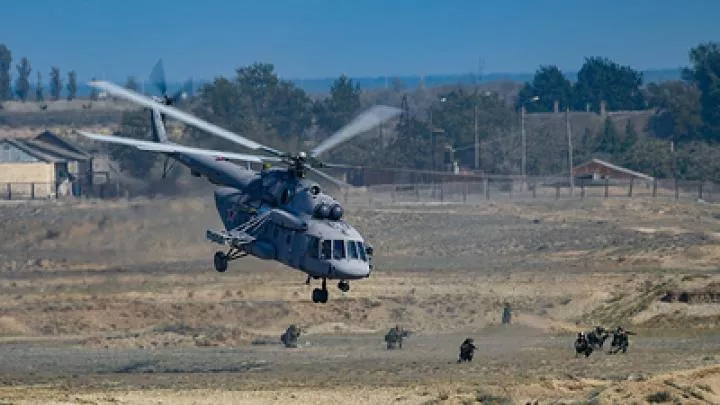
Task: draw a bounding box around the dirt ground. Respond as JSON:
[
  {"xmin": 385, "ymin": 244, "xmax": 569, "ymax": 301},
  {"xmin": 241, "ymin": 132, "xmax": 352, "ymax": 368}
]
[{"xmin": 1, "ymin": 195, "xmax": 720, "ymax": 404}]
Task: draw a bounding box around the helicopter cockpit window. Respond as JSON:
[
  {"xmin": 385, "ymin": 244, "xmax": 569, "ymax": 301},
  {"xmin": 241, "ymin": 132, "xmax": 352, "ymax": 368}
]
[
  {"xmin": 348, "ymin": 240, "xmax": 359, "ymax": 259},
  {"xmin": 321, "ymin": 240, "xmax": 332, "ymax": 259},
  {"xmin": 333, "ymin": 240, "xmax": 346, "ymax": 260},
  {"xmin": 357, "ymin": 241, "xmax": 368, "ymax": 262},
  {"xmin": 308, "ymin": 236, "xmax": 320, "ymax": 258}
]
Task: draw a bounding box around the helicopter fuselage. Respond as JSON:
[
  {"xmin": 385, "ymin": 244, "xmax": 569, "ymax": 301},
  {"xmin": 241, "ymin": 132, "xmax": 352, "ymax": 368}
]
[
  {"xmin": 212, "ymin": 172, "xmax": 373, "ymax": 281},
  {"xmin": 158, "ymin": 145, "xmax": 373, "ymax": 282}
]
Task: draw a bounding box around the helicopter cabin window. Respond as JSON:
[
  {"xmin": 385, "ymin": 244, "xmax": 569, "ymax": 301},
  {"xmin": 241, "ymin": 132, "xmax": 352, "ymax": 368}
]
[
  {"xmin": 333, "ymin": 240, "xmax": 346, "ymax": 260},
  {"xmin": 348, "ymin": 240, "xmax": 359, "ymax": 259},
  {"xmin": 357, "ymin": 241, "xmax": 368, "ymax": 262},
  {"xmin": 280, "ymin": 187, "xmax": 295, "ymax": 205},
  {"xmin": 321, "ymin": 240, "xmax": 332, "ymax": 259},
  {"xmin": 308, "ymin": 236, "xmax": 320, "ymax": 259}
]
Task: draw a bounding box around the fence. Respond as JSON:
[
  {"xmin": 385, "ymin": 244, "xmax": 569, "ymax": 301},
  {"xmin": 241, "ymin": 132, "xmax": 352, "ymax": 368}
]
[
  {"xmin": 2, "ymin": 176, "xmax": 718, "ymax": 206},
  {"xmin": 1, "ymin": 180, "xmax": 129, "ymax": 201},
  {"xmin": 341, "ymin": 176, "xmax": 720, "ymax": 206}
]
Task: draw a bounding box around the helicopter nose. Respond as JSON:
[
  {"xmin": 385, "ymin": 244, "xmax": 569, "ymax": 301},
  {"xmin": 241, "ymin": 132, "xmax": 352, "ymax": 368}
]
[{"xmin": 331, "ymin": 261, "xmax": 371, "ymax": 280}]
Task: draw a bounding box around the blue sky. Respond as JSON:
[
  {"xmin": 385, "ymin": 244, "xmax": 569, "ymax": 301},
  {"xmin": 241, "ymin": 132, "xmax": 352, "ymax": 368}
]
[{"xmin": 2, "ymin": 1, "xmax": 718, "ymax": 82}]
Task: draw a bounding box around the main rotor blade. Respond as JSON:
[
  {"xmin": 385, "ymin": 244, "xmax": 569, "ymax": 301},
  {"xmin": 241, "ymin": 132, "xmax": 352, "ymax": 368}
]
[
  {"xmin": 310, "ymin": 105, "xmax": 402, "ymax": 159},
  {"xmin": 75, "ymin": 130, "xmax": 281, "ymax": 164},
  {"xmin": 307, "ymin": 166, "xmax": 352, "ymax": 189},
  {"xmin": 87, "ymin": 80, "xmax": 284, "ymax": 156}
]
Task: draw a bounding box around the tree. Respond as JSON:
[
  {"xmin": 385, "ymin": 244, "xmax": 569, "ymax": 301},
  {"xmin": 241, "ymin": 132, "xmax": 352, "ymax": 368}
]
[
  {"xmin": 188, "ymin": 62, "xmax": 313, "ymax": 154},
  {"xmin": 515, "ymin": 65, "xmax": 572, "ymax": 112},
  {"xmin": 387, "ymin": 115, "xmax": 432, "ymax": 169},
  {"xmin": 316, "ymin": 74, "xmax": 362, "ymax": 133},
  {"xmin": 89, "ymin": 76, "xmax": 99, "ymax": 100},
  {"xmin": 108, "ymin": 110, "xmax": 157, "ymax": 178},
  {"xmin": 623, "ymin": 120, "xmax": 639, "ymax": 152},
  {"xmin": 66, "ymin": 70, "xmax": 77, "ymax": 100},
  {"xmin": 14, "ymin": 57, "xmax": 31, "ymax": 102},
  {"xmin": 35, "ymin": 72, "xmax": 43, "ymax": 102},
  {"xmin": 595, "ymin": 118, "xmax": 622, "ymax": 157},
  {"xmin": 49, "ymin": 67, "xmax": 62, "ymax": 100},
  {"xmin": 573, "ymin": 57, "xmax": 645, "ymax": 112},
  {"xmin": 683, "ymin": 42, "xmax": 720, "ymax": 141},
  {"xmin": 428, "ymin": 88, "xmax": 515, "ymax": 170},
  {"xmin": 645, "ymin": 81, "xmax": 702, "ymax": 144},
  {"xmin": 233, "ymin": 63, "xmax": 312, "ymax": 143},
  {"xmin": 0, "ymin": 44, "xmax": 12, "ymax": 101},
  {"xmin": 622, "ymin": 137, "xmax": 675, "ymax": 178},
  {"xmin": 125, "ymin": 76, "xmax": 138, "ymax": 92}
]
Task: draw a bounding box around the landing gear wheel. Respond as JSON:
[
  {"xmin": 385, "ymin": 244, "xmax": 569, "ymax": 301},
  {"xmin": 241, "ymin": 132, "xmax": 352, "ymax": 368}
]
[
  {"xmin": 311, "ymin": 288, "xmax": 328, "ymax": 304},
  {"xmin": 214, "ymin": 251, "xmax": 228, "ymax": 273},
  {"xmin": 311, "ymin": 278, "xmax": 329, "ymax": 303},
  {"xmin": 338, "ymin": 281, "xmax": 350, "ymax": 293}
]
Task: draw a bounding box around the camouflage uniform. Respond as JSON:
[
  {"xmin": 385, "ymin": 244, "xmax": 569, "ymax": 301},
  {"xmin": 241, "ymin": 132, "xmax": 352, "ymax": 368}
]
[
  {"xmin": 501, "ymin": 303, "xmax": 512, "ymax": 325},
  {"xmin": 574, "ymin": 332, "xmax": 593, "ymax": 357},
  {"xmin": 608, "ymin": 326, "xmax": 635, "ymax": 354},
  {"xmin": 458, "ymin": 338, "xmax": 477, "ymax": 363},
  {"xmin": 385, "ymin": 325, "xmax": 407, "ymax": 349},
  {"xmin": 280, "ymin": 324, "xmax": 301, "ymax": 348},
  {"xmin": 586, "ymin": 326, "xmax": 609, "ymax": 349}
]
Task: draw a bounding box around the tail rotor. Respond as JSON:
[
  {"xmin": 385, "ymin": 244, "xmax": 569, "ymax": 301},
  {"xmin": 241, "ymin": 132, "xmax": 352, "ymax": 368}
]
[{"xmin": 150, "ymin": 59, "xmax": 193, "ymax": 107}]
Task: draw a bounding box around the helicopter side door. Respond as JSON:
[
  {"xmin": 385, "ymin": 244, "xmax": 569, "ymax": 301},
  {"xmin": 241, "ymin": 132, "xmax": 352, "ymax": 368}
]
[
  {"xmin": 290, "ymin": 231, "xmax": 307, "ymax": 270},
  {"xmin": 273, "ymin": 226, "xmax": 293, "ymax": 266}
]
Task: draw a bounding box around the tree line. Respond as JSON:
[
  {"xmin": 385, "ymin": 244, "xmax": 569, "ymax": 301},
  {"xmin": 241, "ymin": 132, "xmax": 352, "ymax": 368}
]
[
  {"xmin": 5, "ymin": 41, "xmax": 720, "ymax": 182},
  {"xmin": 0, "ymin": 44, "xmax": 80, "ymax": 103}
]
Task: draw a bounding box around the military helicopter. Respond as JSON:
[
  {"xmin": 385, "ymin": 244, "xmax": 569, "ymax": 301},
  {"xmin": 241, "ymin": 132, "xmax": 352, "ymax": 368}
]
[{"xmin": 75, "ymin": 72, "xmax": 401, "ymax": 304}]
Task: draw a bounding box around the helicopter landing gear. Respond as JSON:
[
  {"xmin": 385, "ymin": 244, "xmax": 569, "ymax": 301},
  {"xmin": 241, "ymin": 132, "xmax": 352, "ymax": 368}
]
[
  {"xmin": 213, "ymin": 248, "xmax": 246, "ymax": 273},
  {"xmin": 338, "ymin": 280, "xmax": 350, "ymax": 293},
  {"xmin": 311, "ymin": 278, "xmax": 329, "ymax": 304}
]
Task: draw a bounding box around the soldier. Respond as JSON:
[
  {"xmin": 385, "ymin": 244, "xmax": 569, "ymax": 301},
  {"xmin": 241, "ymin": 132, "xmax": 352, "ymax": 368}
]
[
  {"xmin": 574, "ymin": 332, "xmax": 593, "ymax": 357},
  {"xmin": 280, "ymin": 324, "xmax": 301, "ymax": 348},
  {"xmin": 458, "ymin": 338, "xmax": 477, "ymax": 363},
  {"xmin": 608, "ymin": 326, "xmax": 635, "ymax": 354},
  {"xmin": 501, "ymin": 302, "xmax": 512, "ymax": 325},
  {"xmin": 384, "ymin": 325, "xmax": 408, "ymax": 349},
  {"xmin": 586, "ymin": 326, "xmax": 609, "ymax": 349}
]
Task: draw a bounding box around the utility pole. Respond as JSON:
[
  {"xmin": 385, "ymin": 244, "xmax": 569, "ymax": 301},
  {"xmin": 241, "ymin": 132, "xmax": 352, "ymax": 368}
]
[
  {"xmin": 429, "ymin": 108, "xmax": 435, "ymax": 173},
  {"xmin": 566, "ymin": 106, "xmax": 574, "ymax": 195},
  {"xmin": 474, "ymin": 103, "xmax": 479, "ymax": 169},
  {"xmin": 521, "ymin": 105, "xmax": 526, "ymax": 179},
  {"xmin": 474, "ymin": 56, "xmax": 483, "ymax": 171}
]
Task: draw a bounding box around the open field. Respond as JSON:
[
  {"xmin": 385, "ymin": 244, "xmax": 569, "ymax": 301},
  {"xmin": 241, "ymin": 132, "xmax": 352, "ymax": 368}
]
[{"xmin": 1, "ymin": 195, "xmax": 720, "ymax": 404}]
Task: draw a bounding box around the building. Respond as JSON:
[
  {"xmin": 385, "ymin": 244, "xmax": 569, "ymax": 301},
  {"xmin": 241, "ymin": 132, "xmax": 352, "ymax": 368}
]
[
  {"xmin": 0, "ymin": 131, "xmax": 94, "ymax": 199},
  {"xmin": 573, "ymin": 158, "xmax": 654, "ymax": 183}
]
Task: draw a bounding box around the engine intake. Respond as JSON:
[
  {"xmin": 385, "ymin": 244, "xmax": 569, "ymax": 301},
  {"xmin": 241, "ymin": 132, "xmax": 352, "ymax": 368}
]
[
  {"xmin": 314, "ymin": 203, "xmax": 331, "ymax": 219},
  {"xmin": 328, "ymin": 204, "xmax": 344, "ymax": 220}
]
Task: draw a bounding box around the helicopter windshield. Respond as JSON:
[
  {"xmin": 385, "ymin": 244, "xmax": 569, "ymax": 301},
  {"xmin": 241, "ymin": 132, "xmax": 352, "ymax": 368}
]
[
  {"xmin": 356, "ymin": 241, "xmax": 368, "ymax": 261},
  {"xmin": 348, "ymin": 240, "xmax": 359, "ymax": 259},
  {"xmin": 333, "ymin": 240, "xmax": 346, "ymax": 260}
]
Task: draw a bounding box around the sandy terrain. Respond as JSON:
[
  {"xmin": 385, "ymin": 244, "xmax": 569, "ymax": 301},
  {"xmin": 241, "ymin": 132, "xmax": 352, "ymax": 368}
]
[{"xmin": 1, "ymin": 194, "xmax": 720, "ymax": 404}]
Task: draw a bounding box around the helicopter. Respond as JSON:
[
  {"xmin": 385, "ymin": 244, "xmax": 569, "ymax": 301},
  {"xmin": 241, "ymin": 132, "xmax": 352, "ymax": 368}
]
[{"xmin": 74, "ymin": 70, "xmax": 401, "ymax": 304}]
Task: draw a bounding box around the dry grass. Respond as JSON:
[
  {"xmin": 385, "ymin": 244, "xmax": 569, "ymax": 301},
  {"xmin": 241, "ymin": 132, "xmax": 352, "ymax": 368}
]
[{"xmin": 1, "ymin": 195, "xmax": 720, "ymax": 403}]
